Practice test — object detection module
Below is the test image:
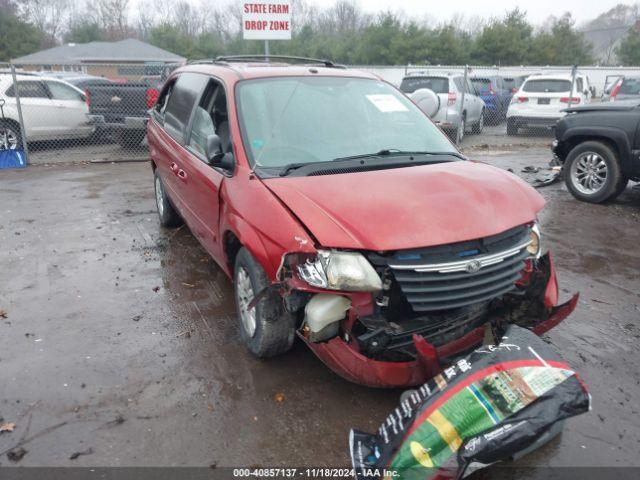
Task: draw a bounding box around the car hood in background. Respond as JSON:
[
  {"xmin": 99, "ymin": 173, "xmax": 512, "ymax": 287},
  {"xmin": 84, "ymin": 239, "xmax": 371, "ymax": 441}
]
[
  {"xmin": 263, "ymin": 161, "xmax": 544, "ymax": 251},
  {"xmin": 564, "ymin": 100, "xmax": 640, "ymax": 113}
]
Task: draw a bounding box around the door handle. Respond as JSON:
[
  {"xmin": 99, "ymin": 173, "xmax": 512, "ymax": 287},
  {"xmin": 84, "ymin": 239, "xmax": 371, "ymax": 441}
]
[
  {"xmin": 177, "ymin": 169, "xmax": 188, "ymax": 181},
  {"xmin": 170, "ymin": 162, "xmax": 179, "ymax": 173}
]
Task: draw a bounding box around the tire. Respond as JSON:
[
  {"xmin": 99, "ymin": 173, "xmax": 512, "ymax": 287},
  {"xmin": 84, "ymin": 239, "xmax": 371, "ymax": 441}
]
[
  {"xmin": 117, "ymin": 130, "xmax": 145, "ymax": 149},
  {"xmin": 455, "ymin": 114, "xmax": 466, "ymax": 144},
  {"xmin": 234, "ymin": 247, "xmax": 295, "ymax": 358},
  {"xmin": 564, "ymin": 141, "xmax": 627, "ymax": 203},
  {"xmin": 472, "ymin": 110, "xmax": 484, "ymax": 134},
  {"xmin": 506, "ymin": 118, "xmax": 518, "ymax": 136},
  {"xmin": 0, "ymin": 120, "xmax": 23, "ymax": 150},
  {"xmin": 154, "ymin": 169, "xmax": 182, "ymax": 227}
]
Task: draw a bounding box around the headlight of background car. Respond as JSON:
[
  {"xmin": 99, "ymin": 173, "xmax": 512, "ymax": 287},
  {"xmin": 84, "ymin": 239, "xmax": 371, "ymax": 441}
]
[
  {"xmin": 297, "ymin": 250, "xmax": 382, "ymax": 292},
  {"xmin": 527, "ymin": 223, "xmax": 542, "ymax": 259}
]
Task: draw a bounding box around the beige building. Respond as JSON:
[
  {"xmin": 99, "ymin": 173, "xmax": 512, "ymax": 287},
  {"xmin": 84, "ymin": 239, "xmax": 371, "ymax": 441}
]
[{"xmin": 11, "ymin": 39, "xmax": 186, "ymax": 81}]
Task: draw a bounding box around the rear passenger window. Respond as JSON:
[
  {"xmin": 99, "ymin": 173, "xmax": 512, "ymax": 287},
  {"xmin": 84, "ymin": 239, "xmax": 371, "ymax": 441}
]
[
  {"xmin": 6, "ymin": 81, "xmax": 49, "ymax": 98},
  {"xmin": 163, "ymin": 73, "xmax": 209, "ymax": 143}
]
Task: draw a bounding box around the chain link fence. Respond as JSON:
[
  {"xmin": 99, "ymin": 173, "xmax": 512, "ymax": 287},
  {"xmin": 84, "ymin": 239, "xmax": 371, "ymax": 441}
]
[
  {"xmin": 3, "ymin": 62, "xmax": 640, "ymax": 166},
  {"xmin": 1, "ymin": 62, "xmax": 172, "ymax": 165}
]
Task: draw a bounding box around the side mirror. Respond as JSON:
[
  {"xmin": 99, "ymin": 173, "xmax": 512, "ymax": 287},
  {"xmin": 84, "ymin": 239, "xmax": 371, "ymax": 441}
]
[{"xmin": 205, "ymin": 134, "xmax": 235, "ymax": 172}]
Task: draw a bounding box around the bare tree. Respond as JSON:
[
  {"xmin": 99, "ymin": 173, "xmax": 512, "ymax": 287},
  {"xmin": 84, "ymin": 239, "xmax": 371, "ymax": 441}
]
[
  {"xmin": 97, "ymin": 0, "xmax": 131, "ymax": 40},
  {"xmin": 16, "ymin": 0, "xmax": 71, "ymax": 45}
]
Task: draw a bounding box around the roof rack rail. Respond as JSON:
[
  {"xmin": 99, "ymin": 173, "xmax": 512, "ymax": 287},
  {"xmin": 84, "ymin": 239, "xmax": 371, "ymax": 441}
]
[{"xmin": 189, "ymin": 55, "xmax": 343, "ymax": 68}]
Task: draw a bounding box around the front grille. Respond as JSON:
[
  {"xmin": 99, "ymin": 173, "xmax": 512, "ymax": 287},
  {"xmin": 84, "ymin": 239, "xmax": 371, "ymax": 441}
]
[{"xmin": 380, "ymin": 225, "xmax": 531, "ymax": 312}]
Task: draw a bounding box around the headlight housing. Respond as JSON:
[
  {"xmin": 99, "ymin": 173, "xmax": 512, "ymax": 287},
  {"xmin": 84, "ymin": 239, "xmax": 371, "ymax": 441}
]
[
  {"xmin": 296, "ymin": 250, "xmax": 383, "ymax": 292},
  {"xmin": 527, "ymin": 223, "xmax": 542, "ymax": 259}
]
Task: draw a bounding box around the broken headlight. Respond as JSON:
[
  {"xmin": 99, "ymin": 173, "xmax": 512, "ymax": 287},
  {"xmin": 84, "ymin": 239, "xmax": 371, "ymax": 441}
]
[
  {"xmin": 297, "ymin": 250, "xmax": 383, "ymax": 292},
  {"xmin": 527, "ymin": 223, "xmax": 542, "ymax": 259}
]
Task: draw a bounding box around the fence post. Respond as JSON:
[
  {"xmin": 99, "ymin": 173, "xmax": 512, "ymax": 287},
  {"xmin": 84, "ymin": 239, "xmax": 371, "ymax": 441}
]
[
  {"xmin": 567, "ymin": 65, "xmax": 578, "ymax": 108},
  {"xmin": 460, "ymin": 65, "xmax": 468, "ymax": 125},
  {"xmin": 10, "ymin": 64, "xmax": 29, "ymax": 165}
]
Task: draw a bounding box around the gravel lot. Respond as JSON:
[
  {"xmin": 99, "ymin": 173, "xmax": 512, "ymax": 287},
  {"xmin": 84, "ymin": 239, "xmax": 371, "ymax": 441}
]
[{"xmin": 0, "ymin": 148, "xmax": 639, "ymax": 477}]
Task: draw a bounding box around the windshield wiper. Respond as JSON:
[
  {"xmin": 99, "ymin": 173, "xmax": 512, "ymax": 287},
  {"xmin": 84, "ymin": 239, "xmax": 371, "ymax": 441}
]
[
  {"xmin": 331, "ymin": 149, "xmax": 465, "ymax": 162},
  {"xmin": 276, "ymin": 150, "xmax": 464, "ymax": 177}
]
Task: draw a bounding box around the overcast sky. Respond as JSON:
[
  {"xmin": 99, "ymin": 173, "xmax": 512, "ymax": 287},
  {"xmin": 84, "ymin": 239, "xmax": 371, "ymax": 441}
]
[{"xmin": 307, "ymin": 0, "xmax": 634, "ymax": 25}]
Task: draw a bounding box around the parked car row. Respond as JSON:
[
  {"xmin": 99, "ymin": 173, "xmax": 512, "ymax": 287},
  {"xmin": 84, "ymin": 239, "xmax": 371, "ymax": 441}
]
[{"xmin": 0, "ymin": 72, "xmax": 158, "ymax": 149}]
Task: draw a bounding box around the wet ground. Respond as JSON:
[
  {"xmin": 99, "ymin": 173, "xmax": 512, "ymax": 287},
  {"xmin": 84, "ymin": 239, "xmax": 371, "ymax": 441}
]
[{"xmin": 1, "ymin": 150, "xmax": 639, "ymax": 475}]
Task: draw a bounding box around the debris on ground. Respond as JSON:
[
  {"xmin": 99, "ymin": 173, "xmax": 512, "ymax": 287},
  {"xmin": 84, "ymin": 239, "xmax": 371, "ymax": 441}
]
[
  {"xmin": 350, "ymin": 325, "xmax": 590, "ymax": 479},
  {"xmin": 7, "ymin": 447, "xmax": 27, "ymax": 462},
  {"xmin": 0, "ymin": 422, "xmax": 16, "ymax": 433},
  {"xmin": 274, "ymin": 392, "xmax": 286, "ymax": 404},
  {"xmin": 105, "ymin": 414, "xmax": 126, "ymax": 427},
  {"xmin": 132, "ymin": 314, "xmax": 143, "ymax": 322},
  {"xmin": 0, "ymin": 309, "xmax": 7, "ymax": 319},
  {"xmin": 69, "ymin": 447, "xmax": 94, "ymax": 460},
  {"xmin": 152, "ymin": 286, "xmax": 160, "ymax": 292},
  {"xmin": 182, "ymin": 282, "xmax": 195, "ymax": 288},
  {"xmin": 520, "ymin": 164, "xmax": 563, "ymax": 188}
]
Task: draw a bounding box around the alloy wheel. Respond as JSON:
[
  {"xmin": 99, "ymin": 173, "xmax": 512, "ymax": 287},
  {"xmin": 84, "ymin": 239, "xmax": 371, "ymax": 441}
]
[
  {"xmin": 0, "ymin": 127, "xmax": 18, "ymax": 150},
  {"xmin": 155, "ymin": 176, "xmax": 164, "ymax": 217},
  {"xmin": 236, "ymin": 267, "xmax": 257, "ymax": 338},
  {"xmin": 571, "ymin": 152, "xmax": 608, "ymax": 195}
]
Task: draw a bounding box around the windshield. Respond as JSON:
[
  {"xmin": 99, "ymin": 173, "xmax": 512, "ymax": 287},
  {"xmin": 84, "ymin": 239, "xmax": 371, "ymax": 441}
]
[
  {"xmin": 620, "ymin": 78, "xmax": 640, "ymax": 95},
  {"xmin": 522, "ymin": 79, "xmax": 571, "ymax": 93},
  {"xmin": 399, "ymin": 77, "xmax": 449, "ymax": 94},
  {"xmin": 236, "ymin": 76, "xmax": 456, "ymax": 169}
]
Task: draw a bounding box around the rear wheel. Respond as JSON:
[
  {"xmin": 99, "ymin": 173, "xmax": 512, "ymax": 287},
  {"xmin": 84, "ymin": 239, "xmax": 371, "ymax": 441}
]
[
  {"xmin": 117, "ymin": 130, "xmax": 146, "ymax": 149},
  {"xmin": 154, "ymin": 169, "xmax": 182, "ymax": 227},
  {"xmin": 455, "ymin": 115, "xmax": 466, "ymax": 144},
  {"xmin": 0, "ymin": 121, "xmax": 23, "ymax": 150},
  {"xmin": 564, "ymin": 141, "xmax": 626, "ymax": 203},
  {"xmin": 472, "ymin": 110, "xmax": 484, "ymax": 134},
  {"xmin": 234, "ymin": 247, "xmax": 295, "ymax": 358}
]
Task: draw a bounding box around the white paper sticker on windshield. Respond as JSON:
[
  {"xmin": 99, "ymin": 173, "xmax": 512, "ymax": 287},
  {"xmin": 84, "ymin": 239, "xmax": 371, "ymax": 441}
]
[{"xmin": 366, "ymin": 94, "xmax": 408, "ymax": 112}]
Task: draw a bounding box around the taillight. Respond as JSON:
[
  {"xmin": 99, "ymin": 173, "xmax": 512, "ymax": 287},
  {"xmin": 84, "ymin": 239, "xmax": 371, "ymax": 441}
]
[
  {"xmin": 610, "ymin": 80, "xmax": 622, "ymax": 101},
  {"xmin": 146, "ymin": 88, "xmax": 159, "ymax": 108},
  {"xmin": 447, "ymin": 91, "xmax": 457, "ymax": 106},
  {"xmin": 517, "ymin": 96, "xmax": 529, "ymax": 103},
  {"xmin": 560, "ymin": 97, "xmax": 581, "ymax": 104},
  {"xmin": 84, "ymin": 89, "xmax": 90, "ymax": 107}
]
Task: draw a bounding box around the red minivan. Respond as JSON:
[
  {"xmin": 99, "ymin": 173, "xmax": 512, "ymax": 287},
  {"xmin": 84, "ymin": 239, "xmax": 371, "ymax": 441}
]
[{"xmin": 147, "ymin": 56, "xmax": 577, "ymax": 388}]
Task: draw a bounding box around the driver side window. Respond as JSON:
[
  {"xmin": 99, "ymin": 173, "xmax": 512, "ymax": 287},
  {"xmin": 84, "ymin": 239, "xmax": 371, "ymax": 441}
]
[{"xmin": 188, "ymin": 80, "xmax": 230, "ymax": 160}]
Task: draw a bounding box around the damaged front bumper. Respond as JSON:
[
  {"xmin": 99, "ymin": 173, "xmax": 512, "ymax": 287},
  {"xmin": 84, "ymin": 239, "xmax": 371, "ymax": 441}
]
[{"xmin": 298, "ymin": 252, "xmax": 578, "ymax": 388}]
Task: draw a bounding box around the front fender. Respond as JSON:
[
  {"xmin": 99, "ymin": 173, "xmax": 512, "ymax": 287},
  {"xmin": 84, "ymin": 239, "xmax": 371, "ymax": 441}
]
[{"xmin": 561, "ymin": 126, "xmax": 633, "ymax": 174}]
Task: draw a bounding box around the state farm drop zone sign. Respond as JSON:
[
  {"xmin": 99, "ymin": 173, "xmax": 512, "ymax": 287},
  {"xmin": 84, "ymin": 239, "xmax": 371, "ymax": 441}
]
[
  {"xmin": 349, "ymin": 326, "xmax": 591, "ymax": 479},
  {"xmin": 243, "ymin": 1, "xmax": 292, "ymax": 40}
]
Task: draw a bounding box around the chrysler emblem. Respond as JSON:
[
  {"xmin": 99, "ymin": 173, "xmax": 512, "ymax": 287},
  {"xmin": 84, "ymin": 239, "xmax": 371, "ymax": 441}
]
[
  {"xmin": 111, "ymin": 96, "xmax": 122, "ymax": 103},
  {"xmin": 465, "ymin": 260, "xmax": 482, "ymax": 273}
]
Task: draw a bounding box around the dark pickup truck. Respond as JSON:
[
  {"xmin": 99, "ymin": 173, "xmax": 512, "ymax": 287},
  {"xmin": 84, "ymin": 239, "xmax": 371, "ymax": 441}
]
[
  {"xmin": 85, "ymin": 83, "xmax": 159, "ymax": 148},
  {"xmin": 552, "ymin": 100, "xmax": 640, "ymax": 203}
]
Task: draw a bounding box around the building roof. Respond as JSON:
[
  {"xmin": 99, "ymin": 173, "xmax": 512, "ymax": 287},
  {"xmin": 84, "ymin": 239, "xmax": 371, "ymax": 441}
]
[{"xmin": 12, "ymin": 39, "xmax": 186, "ymax": 65}]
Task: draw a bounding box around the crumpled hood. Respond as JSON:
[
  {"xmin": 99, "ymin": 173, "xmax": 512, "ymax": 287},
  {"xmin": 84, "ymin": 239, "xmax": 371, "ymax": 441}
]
[{"xmin": 263, "ymin": 161, "xmax": 544, "ymax": 251}]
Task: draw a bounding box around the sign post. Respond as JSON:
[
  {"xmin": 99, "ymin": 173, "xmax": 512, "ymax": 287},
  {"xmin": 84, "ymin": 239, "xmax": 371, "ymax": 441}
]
[{"xmin": 242, "ymin": 1, "xmax": 292, "ymax": 57}]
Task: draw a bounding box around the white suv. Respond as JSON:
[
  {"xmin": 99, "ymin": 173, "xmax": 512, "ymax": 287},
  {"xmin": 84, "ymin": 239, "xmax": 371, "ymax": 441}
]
[
  {"xmin": 506, "ymin": 73, "xmax": 591, "ymax": 136},
  {"xmin": 0, "ymin": 74, "xmax": 94, "ymax": 149},
  {"xmin": 400, "ymin": 73, "xmax": 485, "ymax": 144}
]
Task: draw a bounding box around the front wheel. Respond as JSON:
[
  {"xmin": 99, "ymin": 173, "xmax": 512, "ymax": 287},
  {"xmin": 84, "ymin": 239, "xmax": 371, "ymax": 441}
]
[
  {"xmin": 564, "ymin": 141, "xmax": 627, "ymax": 203},
  {"xmin": 234, "ymin": 247, "xmax": 295, "ymax": 358}
]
